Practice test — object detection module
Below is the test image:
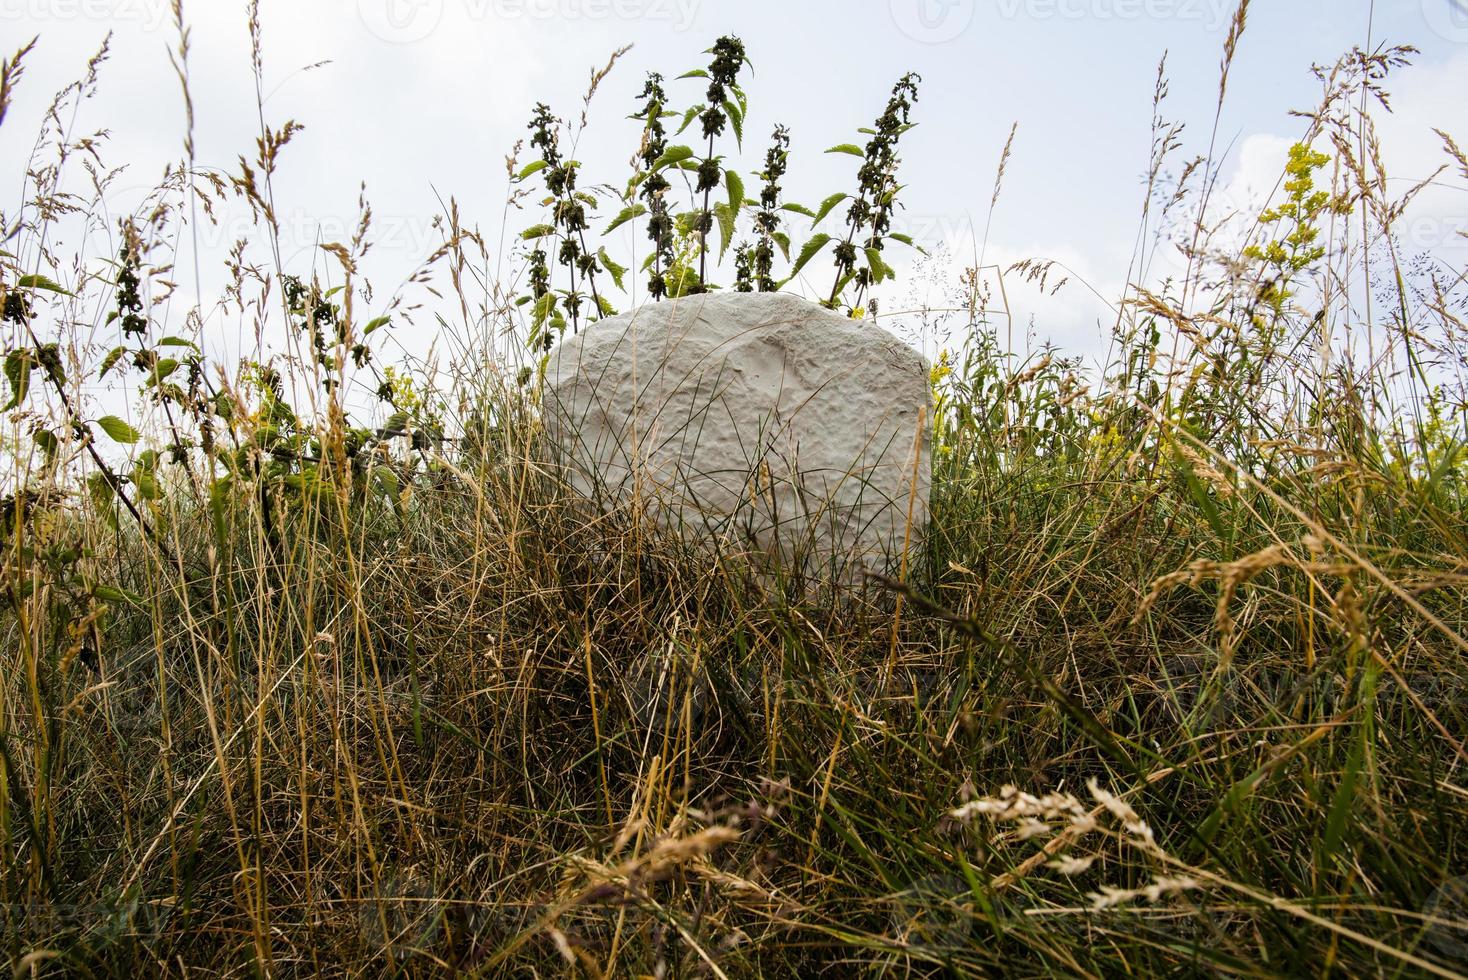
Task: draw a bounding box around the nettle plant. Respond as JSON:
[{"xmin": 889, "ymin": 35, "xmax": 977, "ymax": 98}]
[
  {"xmin": 0, "ymin": 29, "xmax": 436, "ymax": 622},
  {"xmin": 511, "ymin": 37, "xmax": 924, "ymax": 352},
  {"xmin": 0, "ymin": 34, "xmax": 919, "ymax": 633}
]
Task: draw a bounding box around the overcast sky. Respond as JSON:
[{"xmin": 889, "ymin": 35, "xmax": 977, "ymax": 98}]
[{"xmin": 4, "ymin": 0, "xmax": 1466, "ymax": 389}]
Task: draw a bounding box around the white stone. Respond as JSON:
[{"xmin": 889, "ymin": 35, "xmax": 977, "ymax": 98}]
[{"xmin": 544, "ymin": 292, "xmax": 931, "ymax": 582}]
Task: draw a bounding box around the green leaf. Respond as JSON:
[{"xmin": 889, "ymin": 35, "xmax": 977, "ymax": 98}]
[
  {"xmin": 790, "ymin": 233, "xmax": 833, "ymax": 278},
  {"xmin": 150, "ymin": 358, "xmax": 180, "ymax": 384},
  {"xmin": 531, "ymin": 292, "xmax": 556, "ymax": 330},
  {"xmin": 651, "ymin": 145, "xmax": 695, "ymax": 171},
  {"xmin": 664, "ymin": 265, "xmax": 699, "ymax": 298},
  {"xmin": 93, "ymin": 583, "xmax": 143, "ymax": 607},
  {"xmin": 675, "ymin": 106, "xmax": 702, "ymax": 136},
  {"xmin": 156, "ymin": 336, "xmax": 198, "ymax": 349},
  {"xmin": 726, "ymin": 169, "xmax": 745, "ymax": 216},
  {"xmin": 830, "ymin": 270, "xmax": 857, "ymax": 304},
  {"xmin": 598, "ymin": 248, "xmax": 627, "ymax": 291},
  {"xmin": 16, "ymin": 273, "xmax": 72, "ymax": 295},
  {"xmin": 520, "ymin": 223, "xmax": 556, "ymax": 241},
  {"xmin": 208, "ymin": 476, "xmax": 231, "ymax": 544},
  {"xmin": 723, "ymin": 98, "xmax": 743, "ymax": 146},
  {"xmin": 888, "ymin": 232, "xmax": 925, "ymax": 253},
  {"xmin": 781, "ymin": 202, "xmax": 816, "ymax": 218},
  {"xmin": 88, "ymin": 473, "xmax": 118, "ymax": 530},
  {"xmin": 674, "ymin": 211, "xmax": 701, "ymax": 238},
  {"xmin": 864, "ymin": 246, "xmax": 893, "ymax": 284},
  {"xmin": 812, "ymin": 192, "xmax": 850, "ymax": 226},
  {"xmin": 1172, "ymin": 443, "xmax": 1229, "ymax": 544},
  {"xmin": 1319, "ymin": 686, "xmax": 1369, "ymax": 868},
  {"xmin": 515, "ymin": 159, "xmax": 549, "ymax": 181},
  {"xmin": 3, "ymin": 349, "xmax": 33, "ymax": 411},
  {"xmin": 603, "ymin": 203, "xmax": 647, "ymax": 235},
  {"xmin": 96, "ymin": 415, "xmax": 140, "ymax": 445},
  {"xmin": 373, "ymin": 464, "xmax": 400, "ymax": 503},
  {"xmin": 825, "ymin": 144, "xmax": 864, "ymax": 157},
  {"xmin": 773, "ymin": 231, "xmax": 791, "ymax": 262},
  {"xmin": 677, "ymin": 68, "xmax": 708, "ymax": 79},
  {"xmin": 99, "ymin": 346, "xmax": 128, "ymax": 378},
  {"xmin": 33, "ymin": 428, "xmax": 58, "ymax": 461},
  {"xmin": 714, "ymin": 202, "xmax": 737, "ymax": 261},
  {"xmin": 364, "ymin": 315, "xmax": 391, "ymax": 336},
  {"xmin": 133, "ymin": 468, "xmax": 161, "ymax": 501}
]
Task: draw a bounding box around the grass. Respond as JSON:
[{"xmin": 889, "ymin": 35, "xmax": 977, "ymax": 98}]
[{"xmin": 3, "ymin": 6, "xmax": 1468, "ymax": 977}]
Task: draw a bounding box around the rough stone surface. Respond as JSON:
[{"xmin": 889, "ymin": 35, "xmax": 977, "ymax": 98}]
[{"xmin": 545, "ymin": 292, "xmax": 931, "ymax": 581}]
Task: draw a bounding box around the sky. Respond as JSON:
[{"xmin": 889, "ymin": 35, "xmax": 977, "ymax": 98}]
[{"xmin": 3, "ymin": 0, "xmax": 1466, "ymax": 393}]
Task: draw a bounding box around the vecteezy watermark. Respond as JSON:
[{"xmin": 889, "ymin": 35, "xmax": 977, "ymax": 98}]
[
  {"xmin": 101, "ymin": 183, "xmax": 456, "ymax": 266},
  {"xmin": 1004, "ymin": 0, "xmax": 1232, "ymax": 28},
  {"xmin": 106, "ymin": 676, "xmax": 164, "ymax": 736},
  {"xmin": 1379, "ymin": 671, "xmax": 1468, "ymax": 716},
  {"xmin": 625, "ymin": 649, "xmax": 693, "ymax": 743},
  {"xmin": 359, "ymin": 867, "xmax": 445, "ymax": 961},
  {"xmin": 1399, "ymin": 214, "xmax": 1468, "ymax": 254},
  {"xmin": 623, "ymin": 649, "xmax": 764, "ymax": 745},
  {"xmin": 358, "ymin": 0, "xmax": 444, "ymax": 44},
  {"xmin": 884, "ymin": 213, "xmax": 978, "ymax": 255},
  {"xmin": 1423, "ymin": 0, "xmax": 1468, "ymax": 43},
  {"xmin": 0, "ymin": 0, "xmax": 170, "ymax": 31},
  {"xmin": 889, "ymin": 0, "xmax": 976, "ymax": 44},
  {"xmin": 3, "ymin": 895, "xmax": 172, "ymax": 949},
  {"xmin": 892, "ymin": 0, "xmax": 1237, "ymax": 42},
  {"xmin": 889, "ymin": 874, "xmax": 974, "ymax": 951},
  {"xmin": 1425, "ymin": 875, "xmax": 1468, "ymax": 963},
  {"xmin": 358, "ymin": 0, "xmax": 700, "ymax": 44}
]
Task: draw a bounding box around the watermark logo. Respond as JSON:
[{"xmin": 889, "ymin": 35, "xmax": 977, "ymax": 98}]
[
  {"xmin": 359, "ymin": 867, "xmax": 444, "ymax": 961},
  {"xmin": 358, "ymin": 0, "xmax": 445, "ymax": 44},
  {"xmin": 624, "ymin": 649, "xmax": 743, "ymax": 744},
  {"xmin": 889, "ymin": 873, "xmax": 974, "ymax": 951},
  {"xmin": 890, "ymin": 0, "xmax": 976, "ymax": 44},
  {"xmin": 359, "ymin": 0, "xmax": 700, "ymax": 42},
  {"xmin": 0, "ymin": 0, "xmax": 170, "ymax": 31},
  {"xmin": 108, "ymin": 677, "xmax": 164, "ymax": 736},
  {"xmin": 1423, "ymin": 0, "xmax": 1468, "ymax": 43},
  {"xmin": 3, "ymin": 894, "xmax": 171, "ymax": 949},
  {"xmin": 626, "ymin": 649, "xmax": 688, "ymax": 743},
  {"xmin": 1425, "ymin": 875, "xmax": 1468, "ymax": 963},
  {"xmin": 1400, "ymin": 214, "xmax": 1468, "ymax": 254},
  {"xmin": 983, "ymin": 0, "xmax": 1233, "ymax": 30}
]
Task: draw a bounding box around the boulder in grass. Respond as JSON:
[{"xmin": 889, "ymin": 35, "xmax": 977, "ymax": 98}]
[{"xmin": 544, "ymin": 292, "xmax": 931, "ymax": 584}]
